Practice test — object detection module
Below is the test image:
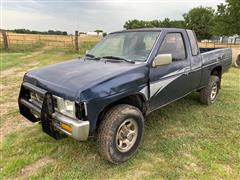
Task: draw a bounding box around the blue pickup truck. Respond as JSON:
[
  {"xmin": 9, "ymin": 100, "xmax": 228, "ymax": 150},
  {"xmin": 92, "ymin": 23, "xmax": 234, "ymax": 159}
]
[{"xmin": 18, "ymin": 28, "xmax": 232, "ymax": 164}]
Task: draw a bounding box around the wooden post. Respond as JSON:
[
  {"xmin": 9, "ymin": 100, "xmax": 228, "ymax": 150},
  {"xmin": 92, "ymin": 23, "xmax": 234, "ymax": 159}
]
[
  {"xmin": 1, "ymin": 30, "xmax": 9, "ymax": 49},
  {"xmin": 75, "ymin": 31, "xmax": 79, "ymax": 52}
]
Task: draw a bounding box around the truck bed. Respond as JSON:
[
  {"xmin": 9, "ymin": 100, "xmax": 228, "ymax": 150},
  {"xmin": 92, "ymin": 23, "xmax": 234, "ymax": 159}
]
[
  {"xmin": 200, "ymin": 48, "xmax": 218, "ymax": 53},
  {"xmin": 200, "ymin": 48, "xmax": 232, "ymax": 68}
]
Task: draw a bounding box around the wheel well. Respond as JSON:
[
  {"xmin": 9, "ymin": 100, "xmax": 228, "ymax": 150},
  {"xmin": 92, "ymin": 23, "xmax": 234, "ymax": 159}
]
[
  {"xmin": 211, "ymin": 66, "xmax": 222, "ymax": 88},
  {"xmin": 211, "ymin": 66, "xmax": 222, "ymax": 79},
  {"xmin": 96, "ymin": 94, "xmax": 147, "ymax": 130},
  {"xmin": 237, "ymin": 54, "xmax": 240, "ymax": 67}
]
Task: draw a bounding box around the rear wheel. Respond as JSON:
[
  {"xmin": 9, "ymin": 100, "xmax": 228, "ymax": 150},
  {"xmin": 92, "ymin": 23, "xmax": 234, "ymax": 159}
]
[
  {"xmin": 200, "ymin": 75, "xmax": 220, "ymax": 105},
  {"xmin": 97, "ymin": 104, "xmax": 144, "ymax": 164}
]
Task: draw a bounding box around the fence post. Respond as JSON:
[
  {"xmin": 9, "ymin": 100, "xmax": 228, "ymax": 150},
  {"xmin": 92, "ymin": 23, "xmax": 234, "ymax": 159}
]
[
  {"xmin": 75, "ymin": 31, "xmax": 79, "ymax": 52},
  {"xmin": 1, "ymin": 30, "xmax": 9, "ymax": 49}
]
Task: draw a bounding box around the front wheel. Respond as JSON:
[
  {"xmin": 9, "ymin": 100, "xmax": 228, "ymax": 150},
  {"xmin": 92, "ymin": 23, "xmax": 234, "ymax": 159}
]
[
  {"xmin": 97, "ymin": 104, "xmax": 144, "ymax": 164},
  {"xmin": 200, "ymin": 75, "xmax": 220, "ymax": 105}
]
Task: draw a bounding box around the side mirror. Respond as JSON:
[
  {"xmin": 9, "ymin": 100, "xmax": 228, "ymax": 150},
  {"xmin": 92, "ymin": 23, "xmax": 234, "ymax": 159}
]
[{"xmin": 152, "ymin": 54, "xmax": 172, "ymax": 67}]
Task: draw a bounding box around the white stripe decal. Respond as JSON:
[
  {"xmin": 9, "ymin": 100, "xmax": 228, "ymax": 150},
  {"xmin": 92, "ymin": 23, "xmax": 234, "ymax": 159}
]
[
  {"xmin": 150, "ymin": 75, "xmax": 181, "ymax": 98},
  {"xmin": 139, "ymin": 67, "xmax": 189, "ymax": 99},
  {"xmin": 161, "ymin": 67, "xmax": 187, "ymax": 79},
  {"xmin": 139, "ymin": 86, "xmax": 148, "ymax": 100}
]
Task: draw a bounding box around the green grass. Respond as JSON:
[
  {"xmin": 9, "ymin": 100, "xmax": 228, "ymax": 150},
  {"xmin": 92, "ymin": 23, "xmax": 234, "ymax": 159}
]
[
  {"xmin": 0, "ymin": 47, "xmax": 240, "ymax": 179},
  {"xmin": 0, "ymin": 41, "xmax": 45, "ymax": 53},
  {"xmin": 0, "ymin": 41, "xmax": 97, "ymax": 71}
]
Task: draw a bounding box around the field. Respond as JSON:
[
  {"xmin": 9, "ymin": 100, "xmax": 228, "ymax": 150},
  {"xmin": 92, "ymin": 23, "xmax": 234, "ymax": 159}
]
[{"xmin": 0, "ymin": 45, "xmax": 240, "ymax": 179}]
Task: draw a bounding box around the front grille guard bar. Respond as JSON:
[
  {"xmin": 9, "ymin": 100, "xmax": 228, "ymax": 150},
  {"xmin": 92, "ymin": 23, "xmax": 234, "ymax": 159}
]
[
  {"xmin": 18, "ymin": 82, "xmax": 90, "ymax": 140},
  {"xmin": 18, "ymin": 82, "xmax": 62, "ymax": 139},
  {"xmin": 18, "ymin": 82, "xmax": 46, "ymax": 122}
]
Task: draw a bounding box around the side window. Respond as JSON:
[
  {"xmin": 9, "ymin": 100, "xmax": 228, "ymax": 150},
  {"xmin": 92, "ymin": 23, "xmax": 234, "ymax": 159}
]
[
  {"xmin": 187, "ymin": 30, "xmax": 199, "ymax": 56},
  {"xmin": 158, "ymin": 33, "xmax": 186, "ymax": 61}
]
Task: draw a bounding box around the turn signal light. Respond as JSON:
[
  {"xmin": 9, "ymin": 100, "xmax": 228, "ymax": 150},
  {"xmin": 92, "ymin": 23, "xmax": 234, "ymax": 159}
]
[{"xmin": 60, "ymin": 122, "xmax": 72, "ymax": 133}]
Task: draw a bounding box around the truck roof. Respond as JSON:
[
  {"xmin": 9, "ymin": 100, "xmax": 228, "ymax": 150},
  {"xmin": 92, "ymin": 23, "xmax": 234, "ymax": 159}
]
[{"xmin": 111, "ymin": 28, "xmax": 188, "ymax": 34}]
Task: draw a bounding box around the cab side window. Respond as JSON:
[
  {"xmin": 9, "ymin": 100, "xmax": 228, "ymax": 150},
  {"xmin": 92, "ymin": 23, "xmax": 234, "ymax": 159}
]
[
  {"xmin": 158, "ymin": 33, "xmax": 186, "ymax": 61},
  {"xmin": 187, "ymin": 30, "xmax": 199, "ymax": 56}
]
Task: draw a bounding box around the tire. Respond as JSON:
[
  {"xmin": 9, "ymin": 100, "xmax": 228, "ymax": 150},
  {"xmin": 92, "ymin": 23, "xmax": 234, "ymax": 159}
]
[
  {"xmin": 200, "ymin": 75, "xmax": 220, "ymax": 105},
  {"xmin": 97, "ymin": 104, "xmax": 144, "ymax": 164}
]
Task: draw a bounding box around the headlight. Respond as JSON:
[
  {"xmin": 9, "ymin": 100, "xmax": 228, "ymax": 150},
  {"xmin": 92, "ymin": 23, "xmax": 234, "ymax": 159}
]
[
  {"xmin": 64, "ymin": 100, "xmax": 74, "ymax": 112},
  {"xmin": 54, "ymin": 97, "xmax": 76, "ymax": 118}
]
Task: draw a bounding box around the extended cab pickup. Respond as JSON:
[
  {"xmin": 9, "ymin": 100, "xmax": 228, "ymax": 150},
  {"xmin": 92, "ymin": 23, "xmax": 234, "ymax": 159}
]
[{"xmin": 18, "ymin": 28, "xmax": 232, "ymax": 164}]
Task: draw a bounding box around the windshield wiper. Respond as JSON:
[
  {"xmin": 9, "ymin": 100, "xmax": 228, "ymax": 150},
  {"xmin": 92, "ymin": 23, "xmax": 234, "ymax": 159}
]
[
  {"xmin": 101, "ymin": 56, "xmax": 135, "ymax": 64},
  {"xmin": 85, "ymin": 54, "xmax": 100, "ymax": 60}
]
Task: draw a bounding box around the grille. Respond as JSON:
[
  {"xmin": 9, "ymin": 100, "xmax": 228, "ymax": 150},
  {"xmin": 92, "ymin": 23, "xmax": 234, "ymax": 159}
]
[
  {"xmin": 29, "ymin": 91, "xmax": 58, "ymax": 110},
  {"xmin": 30, "ymin": 91, "xmax": 43, "ymax": 107}
]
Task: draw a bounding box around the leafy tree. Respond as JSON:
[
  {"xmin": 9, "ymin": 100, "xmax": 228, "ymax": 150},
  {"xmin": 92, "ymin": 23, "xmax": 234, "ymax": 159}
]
[
  {"xmin": 183, "ymin": 6, "xmax": 214, "ymax": 40},
  {"xmin": 8, "ymin": 29, "xmax": 68, "ymax": 35},
  {"xmin": 170, "ymin": 20, "xmax": 185, "ymax": 28},
  {"xmin": 150, "ymin": 20, "xmax": 161, "ymax": 27},
  {"xmin": 124, "ymin": 19, "xmax": 152, "ymax": 29},
  {"xmin": 213, "ymin": 0, "xmax": 240, "ymax": 36},
  {"xmin": 94, "ymin": 30, "xmax": 103, "ymax": 32},
  {"xmin": 123, "ymin": 19, "xmax": 185, "ymax": 29},
  {"xmin": 103, "ymin": 32, "xmax": 107, "ymax": 37},
  {"xmin": 94, "ymin": 30, "xmax": 103, "ymax": 35},
  {"xmin": 227, "ymin": 0, "xmax": 240, "ymax": 35},
  {"xmin": 62, "ymin": 31, "xmax": 67, "ymax": 35},
  {"xmin": 211, "ymin": 4, "xmax": 229, "ymax": 36},
  {"xmin": 161, "ymin": 18, "xmax": 171, "ymax": 27}
]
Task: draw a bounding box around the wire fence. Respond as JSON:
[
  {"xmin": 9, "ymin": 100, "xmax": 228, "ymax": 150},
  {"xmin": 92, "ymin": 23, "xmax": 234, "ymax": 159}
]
[
  {"xmin": 0, "ymin": 32, "xmax": 102, "ymax": 50},
  {"xmin": 198, "ymin": 42, "xmax": 240, "ymax": 49}
]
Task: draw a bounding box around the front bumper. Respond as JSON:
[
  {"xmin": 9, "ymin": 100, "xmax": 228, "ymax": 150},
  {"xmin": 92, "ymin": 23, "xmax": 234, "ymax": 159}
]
[
  {"xmin": 52, "ymin": 112, "xmax": 89, "ymax": 141},
  {"xmin": 18, "ymin": 82, "xmax": 89, "ymax": 141}
]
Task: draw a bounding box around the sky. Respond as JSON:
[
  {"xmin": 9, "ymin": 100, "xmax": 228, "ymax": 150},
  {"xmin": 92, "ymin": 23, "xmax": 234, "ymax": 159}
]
[{"xmin": 2, "ymin": 0, "xmax": 225, "ymax": 34}]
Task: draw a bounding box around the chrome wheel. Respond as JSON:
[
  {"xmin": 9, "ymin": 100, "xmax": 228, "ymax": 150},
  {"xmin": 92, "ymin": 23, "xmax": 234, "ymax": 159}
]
[
  {"xmin": 210, "ymin": 83, "xmax": 218, "ymax": 101},
  {"xmin": 116, "ymin": 119, "xmax": 138, "ymax": 152}
]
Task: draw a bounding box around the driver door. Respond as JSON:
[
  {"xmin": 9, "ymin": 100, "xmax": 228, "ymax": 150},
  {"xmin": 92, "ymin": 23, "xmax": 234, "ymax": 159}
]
[{"xmin": 149, "ymin": 30, "xmax": 191, "ymax": 111}]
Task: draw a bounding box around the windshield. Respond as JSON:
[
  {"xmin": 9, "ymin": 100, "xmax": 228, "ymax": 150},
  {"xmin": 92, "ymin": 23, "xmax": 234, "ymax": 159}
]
[{"xmin": 88, "ymin": 31, "xmax": 160, "ymax": 62}]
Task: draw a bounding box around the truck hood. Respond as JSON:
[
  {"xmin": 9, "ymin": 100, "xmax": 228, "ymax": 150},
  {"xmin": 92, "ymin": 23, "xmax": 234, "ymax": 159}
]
[{"xmin": 24, "ymin": 58, "xmax": 148, "ymax": 101}]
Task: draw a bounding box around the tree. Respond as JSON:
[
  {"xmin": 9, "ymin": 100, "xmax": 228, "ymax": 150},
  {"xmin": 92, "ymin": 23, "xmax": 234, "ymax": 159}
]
[
  {"xmin": 123, "ymin": 19, "xmax": 152, "ymax": 29},
  {"xmin": 211, "ymin": 4, "xmax": 229, "ymax": 36},
  {"xmin": 103, "ymin": 32, "xmax": 107, "ymax": 37},
  {"xmin": 94, "ymin": 30, "xmax": 103, "ymax": 35},
  {"xmin": 213, "ymin": 0, "xmax": 240, "ymax": 36},
  {"xmin": 123, "ymin": 19, "xmax": 185, "ymax": 29},
  {"xmin": 183, "ymin": 6, "xmax": 214, "ymax": 40},
  {"xmin": 170, "ymin": 20, "xmax": 185, "ymax": 29},
  {"xmin": 62, "ymin": 31, "xmax": 67, "ymax": 35},
  {"xmin": 161, "ymin": 18, "xmax": 171, "ymax": 27},
  {"xmin": 226, "ymin": 0, "xmax": 240, "ymax": 35}
]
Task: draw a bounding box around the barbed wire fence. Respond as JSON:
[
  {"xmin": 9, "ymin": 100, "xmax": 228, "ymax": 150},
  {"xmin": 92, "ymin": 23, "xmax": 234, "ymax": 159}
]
[{"xmin": 0, "ymin": 30, "xmax": 102, "ymax": 52}]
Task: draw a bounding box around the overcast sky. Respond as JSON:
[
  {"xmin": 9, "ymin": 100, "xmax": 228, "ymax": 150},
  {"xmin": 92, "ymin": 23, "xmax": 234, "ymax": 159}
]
[{"xmin": 2, "ymin": 0, "xmax": 224, "ymax": 34}]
